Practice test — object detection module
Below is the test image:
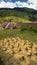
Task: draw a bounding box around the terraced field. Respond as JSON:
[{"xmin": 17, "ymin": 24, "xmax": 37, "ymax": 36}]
[
  {"xmin": 0, "ymin": 37, "xmax": 37, "ymax": 65},
  {"xmin": 0, "ymin": 22, "xmax": 37, "ymax": 28},
  {"xmin": 0, "ymin": 8, "xmax": 37, "ymax": 23}
]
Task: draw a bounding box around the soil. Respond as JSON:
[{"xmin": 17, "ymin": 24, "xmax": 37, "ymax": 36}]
[{"xmin": 0, "ymin": 22, "xmax": 37, "ymax": 28}]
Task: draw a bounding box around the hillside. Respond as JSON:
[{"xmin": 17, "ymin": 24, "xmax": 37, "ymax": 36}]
[{"xmin": 0, "ymin": 7, "xmax": 37, "ymax": 23}]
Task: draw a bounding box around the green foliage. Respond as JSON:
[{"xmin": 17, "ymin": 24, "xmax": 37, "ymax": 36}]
[
  {"xmin": 28, "ymin": 26, "xmax": 33, "ymax": 31},
  {"xmin": 19, "ymin": 25, "xmax": 37, "ymax": 33},
  {"xmin": 0, "ymin": 28, "xmax": 37, "ymax": 43},
  {"xmin": 0, "ymin": 8, "xmax": 37, "ymax": 23},
  {"xmin": 12, "ymin": 26, "xmax": 17, "ymax": 29},
  {"xmin": 19, "ymin": 26, "xmax": 26, "ymax": 31},
  {"xmin": 31, "ymin": 27, "xmax": 37, "ymax": 33},
  {"xmin": 28, "ymin": 26, "xmax": 37, "ymax": 33}
]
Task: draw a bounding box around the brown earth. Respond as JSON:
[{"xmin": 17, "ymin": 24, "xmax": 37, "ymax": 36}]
[{"xmin": 0, "ymin": 22, "xmax": 37, "ymax": 28}]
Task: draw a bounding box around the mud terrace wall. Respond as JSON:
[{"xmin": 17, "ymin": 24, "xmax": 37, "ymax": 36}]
[
  {"xmin": 0, "ymin": 37, "xmax": 37, "ymax": 65},
  {"xmin": 0, "ymin": 22, "xmax": 37, "ymax": 28}
]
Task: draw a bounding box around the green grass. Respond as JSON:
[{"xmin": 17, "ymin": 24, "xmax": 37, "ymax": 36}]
[
  {"xmin": 0, "ymin": 16, "xmax": 31, "ymax": 23},
  {"xmin": 0, "ymin": 28, "xmax": 37, "ymax": 43},
  {"xmin": 0, "ymin": 8, "xmax": 37, "ymax": 23}
]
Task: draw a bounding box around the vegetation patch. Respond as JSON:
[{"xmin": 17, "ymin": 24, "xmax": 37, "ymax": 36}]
[{"xmin": 0, "ymin": 8, "xmax": 37, "ymax": 23}]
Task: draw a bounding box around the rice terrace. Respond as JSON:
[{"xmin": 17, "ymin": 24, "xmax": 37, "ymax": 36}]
[{"xmin": 0, "ymin": 7, "xmax": 37, "ymax": 65}]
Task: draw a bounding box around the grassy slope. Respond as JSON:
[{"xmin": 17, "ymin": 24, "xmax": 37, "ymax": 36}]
[
  {"xmin": 0, "ymin": 8, "xmax": 37, "ymax": 23},
  {"xmin": 0, "ymin": 8, "xmax": 37, "ymax": 42},
  {"xmin": 0, "ymin": 28, "xmax": 37, "ymax": 43}
]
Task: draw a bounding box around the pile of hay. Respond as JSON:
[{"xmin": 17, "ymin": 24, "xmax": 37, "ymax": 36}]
[{"xmin": 0, "ymin": 37, "xmax": 37, "ymax": 65}]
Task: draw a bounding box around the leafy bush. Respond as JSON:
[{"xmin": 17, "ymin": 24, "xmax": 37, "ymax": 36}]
[
  {"xmin": 32, "ymin": 27, "xmax": 37, "ymax": 33},
  {"xmin": 12, "ymin": 25, "xmax": 17, "ymax": 29},
  {"xmin": 28, "ymin": 26, "xmax": 37, "ymax": 33},
  {"xmin": 28, "ymin": 26, "xmax": 33, "ymax": 31},
  {"xmin": 19, "ymin": 26, "xmax": 26, "ymax": 31}
]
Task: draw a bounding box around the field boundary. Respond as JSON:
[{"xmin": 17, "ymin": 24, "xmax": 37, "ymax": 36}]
[{"xmin": 0, "ymin": 22, "xmax": 37, "ymax": 28}]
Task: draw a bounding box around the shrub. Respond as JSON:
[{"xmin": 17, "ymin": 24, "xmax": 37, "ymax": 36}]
[
  {"xmin": 19, "ymin": 26, "xmax": 26, "ymax": 31},
  {"xmin": 28, "ymin": 26, "xmax": 33, "ymax": 31},
  {"xmin": 12, "ymin": 26, "xmax": 17, "ymax": 29},
  {"xmin": 28, "ymin": 26, "xmax": 37, "ymax": 33},
  {"xmin": 32, "ymin": 28, "xmax": 37, "ymax": 32}
]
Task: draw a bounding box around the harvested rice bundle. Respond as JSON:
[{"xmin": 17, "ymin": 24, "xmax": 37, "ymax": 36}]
[{"xmin": 0, "ymin": 37, "xmax": 37, "ymax": 65}]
